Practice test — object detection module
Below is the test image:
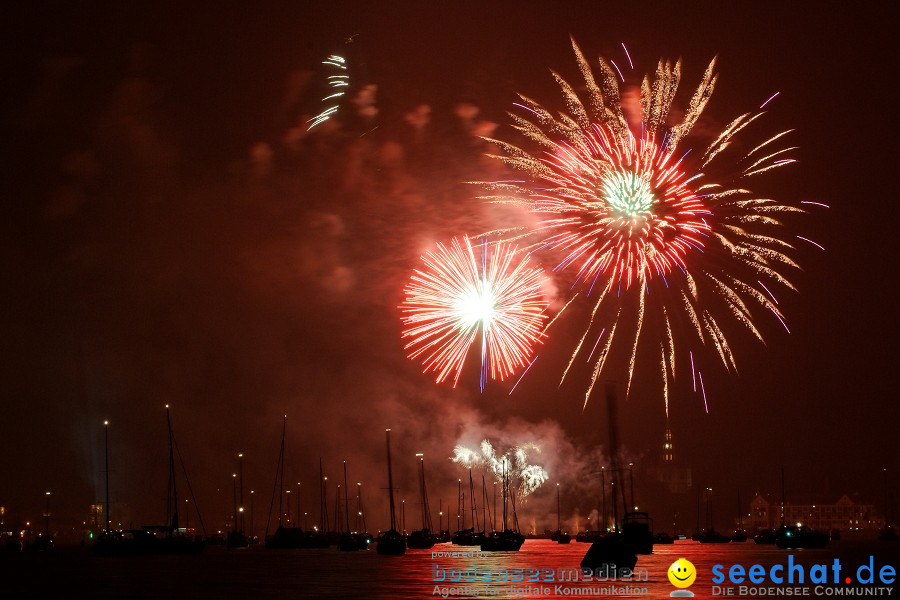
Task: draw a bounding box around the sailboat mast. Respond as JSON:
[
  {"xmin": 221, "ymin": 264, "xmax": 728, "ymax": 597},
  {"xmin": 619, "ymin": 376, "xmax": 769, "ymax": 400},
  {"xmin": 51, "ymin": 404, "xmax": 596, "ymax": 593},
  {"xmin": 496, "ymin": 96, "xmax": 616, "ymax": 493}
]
[
  {"xmin": 502, "ymin": 460, "xmax": 508, "ymax": 531},
  {"xmin": 386, "ymin": 429, "xmax": 397, "ymax": 531},
  {"xmin": 605, "ymin": 383, "xmax": 627, "ymax": 531},
  {"xmin": 277, "ymin": 417, "xmax": 285, "ymax": 526},
  {"xmin": 457, "ymin": 480, "xmax": 463, "ymax": 530},
  {"xmin": 601, "ymin": 467, "xmax": 607, "ymax": 532},
  {"xmin": 469, "ymin": 468, "xmax": 478, "ymax": 532},
  {"xmin": 482, "ymin": 474, "xmax": 490, "ymax": 532},
  {"xmin": 104, "ymin": 420, "xmax": 110, "ymax": 533},
  {"xmin": 557, "ymin": 483, "xmax": 561, "ymax": 532},
  {"xmin": 343, "ymin": 461, "xmax": 351, "ymax": 533},
  {"xmin": 696, "ymin": 489, "xmax": 701, "ymax": 533},
  {"xmin": 493, "ymin": 481, "xmax": 497, "ymax": 532},
  {"xmin": 612, "ymin": 479, "xmax": 619, "ymax": 534},
  {"xmin": 511, "ymin": 484, "xmax": 520, "ymax": 532},
  {"xmin": 238, "ymin": 453, "xmax": 244, "ymax": 532},
  {"xmin": 358, "ymin": 483, "xmax": 367, "ymax": 532},
  {"xmin": 416, "ymin": 454, "xmax": 427, "ymax": 530},
  {"xmin": 781, "ymin": 467, "xmax": 786, "ymax": 527},
  {"xmin": 319, "ymin": 458, "xmax": 327, "ymax": 532},
  {"xmin": 422, "ymin": 459, "xmax": 431, "ymax": 532},
  {"xmin": 461, "ymin": 493, "xmax": 465, "ymax": 530},
  {"xmin": 166, "ymin": 405, "xmax": 178, "ymax": 530},
  {"xmin": 334, "ymin": 484, "xmax": 341, "ymax": 532}
]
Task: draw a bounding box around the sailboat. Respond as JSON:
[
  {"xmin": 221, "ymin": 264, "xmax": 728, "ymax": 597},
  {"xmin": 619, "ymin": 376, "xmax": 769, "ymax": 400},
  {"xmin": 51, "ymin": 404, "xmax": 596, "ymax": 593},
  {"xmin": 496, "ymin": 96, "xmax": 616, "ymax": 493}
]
[
  {"xmin": 94, "ymin": 406, "xmax": 206, "ymax": 556},
  {"xmin": 696, "ymin": 487, "xmax": 730, "ymax": 543},
  {"xmin": 407, "ymin": 454, "xmax": 435, "ymax": 549},
  {"xmin": 376, "ymin": 429, "xmax": 406, "ymax": 555},
  {"xmin": 354, "ymin": 482, "xmax": 374, "ymax": 546},
  {"xmin": 479, "ymin": 474, "xmax": 493, "ymax": 539},
  {"xmin": 481, "ymin": 461, "xmax": 524, "ymax": 552},
  {"xmin": 264, "ymin": 417, "xmax": 304, "ymax": 549},
  {"xmin": 337, "ymin": 460, "xmax": 369, "ymax": 551},
  {"xmin": 552, "ymin": 484, "xmax": 571, "ymax": 544},
  {"xmin": 227, "ymin": 453, "xmax": 249, "ymax": 549},
  {"xmin": 731, "ymin": 488, "xmax": 748, "ymax": 542},
  {"xmin": 774, "ymin": 468, "xmax": 828, "ymax": 549},
  {"xmin": 577, "ymin": 468, "xmax": 608, "ymax": 543},
  {"xmin": 581, "ymin": 383, "xmax": 637, "ymax": 573},
  {"xmin": 452, "ymin": 470, "xmax": 484, "ymax": 545}
]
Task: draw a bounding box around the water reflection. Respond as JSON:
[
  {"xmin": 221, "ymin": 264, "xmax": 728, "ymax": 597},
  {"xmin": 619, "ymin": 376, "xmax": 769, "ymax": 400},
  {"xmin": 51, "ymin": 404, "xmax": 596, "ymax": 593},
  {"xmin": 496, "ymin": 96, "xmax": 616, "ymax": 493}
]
[{"xmin": 5, "ymin": 539, "xmax": 898, "ymax": 598}]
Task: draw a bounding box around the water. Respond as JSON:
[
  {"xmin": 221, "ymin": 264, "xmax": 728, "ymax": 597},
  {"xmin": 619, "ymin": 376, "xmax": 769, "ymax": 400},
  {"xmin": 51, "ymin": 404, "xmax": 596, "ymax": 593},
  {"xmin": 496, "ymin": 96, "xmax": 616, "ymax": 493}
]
[{"xmin": 3, "ymin": 539, "xmax": 898, "ymax": 598}]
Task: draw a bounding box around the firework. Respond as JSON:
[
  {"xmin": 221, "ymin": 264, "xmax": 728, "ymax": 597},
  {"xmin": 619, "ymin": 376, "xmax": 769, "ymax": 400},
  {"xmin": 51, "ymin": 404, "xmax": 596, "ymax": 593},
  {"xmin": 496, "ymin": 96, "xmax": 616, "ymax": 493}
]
[
  {"xmin": 307, "ymin": 54, "xmax": 350, "ymax": 131},
  {"xmin": 479, "ymin": 38, "xmax": 819, "ymax": 410},
  {"xmin": 452, "ymin": 440, "xmax": 549, "ymax": 501},
  {"xmin": 401, "ymin": 237, "xmax": 548, "ymax": 389}
]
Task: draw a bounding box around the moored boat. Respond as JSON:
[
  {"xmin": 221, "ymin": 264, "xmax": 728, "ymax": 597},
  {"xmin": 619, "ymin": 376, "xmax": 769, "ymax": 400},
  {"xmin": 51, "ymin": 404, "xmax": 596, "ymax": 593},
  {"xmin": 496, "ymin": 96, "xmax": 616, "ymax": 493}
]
[{"xmin": 376, "ymin": 429, "xmax": 406, "ymax": 556}]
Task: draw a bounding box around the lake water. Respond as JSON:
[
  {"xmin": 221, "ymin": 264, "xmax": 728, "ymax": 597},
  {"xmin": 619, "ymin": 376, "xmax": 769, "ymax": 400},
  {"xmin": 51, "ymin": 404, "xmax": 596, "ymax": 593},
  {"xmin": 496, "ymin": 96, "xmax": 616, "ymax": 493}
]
[{"xmin": 3, "ymin": 539, "xmax": 898, "ymax": 598}]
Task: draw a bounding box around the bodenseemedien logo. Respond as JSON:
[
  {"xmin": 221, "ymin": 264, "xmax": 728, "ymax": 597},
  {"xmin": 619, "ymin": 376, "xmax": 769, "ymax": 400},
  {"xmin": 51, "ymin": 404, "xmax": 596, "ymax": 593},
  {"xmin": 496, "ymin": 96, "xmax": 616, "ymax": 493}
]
[{"xmin": 668, "ymin": 558, "xmax": 697, "ymax": 597}]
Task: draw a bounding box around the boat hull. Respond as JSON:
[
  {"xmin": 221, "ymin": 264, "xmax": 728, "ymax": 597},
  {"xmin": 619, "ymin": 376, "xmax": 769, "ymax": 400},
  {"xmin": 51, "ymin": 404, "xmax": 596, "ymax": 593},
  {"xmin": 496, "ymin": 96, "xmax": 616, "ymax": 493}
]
[
  {"xmin": 376, "ymin": 529, "xmax": 406, "ymax": 555},
  {"xmin": 580, "ymin": 535, "xmax": 637, "ymax": 573},
  {"xmin": 480, "ymin": 530, "xmax": 524, "ymax": 552}
]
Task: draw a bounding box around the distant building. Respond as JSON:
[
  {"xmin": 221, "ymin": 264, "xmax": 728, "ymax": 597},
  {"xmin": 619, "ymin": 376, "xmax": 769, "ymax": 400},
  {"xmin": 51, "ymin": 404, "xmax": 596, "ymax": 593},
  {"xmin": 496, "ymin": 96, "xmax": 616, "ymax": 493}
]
[
  {"xmin": 89, "ymin": 504, "xmax": 104, "ymax": 529},
  {"xmin": 651, "ymin": 428, "xmax": 692, "ymax": 494},
  {"xmin": 749, "ymin": 494, "xmax": 884, "ymax": 531},
  {"xmin": 662, "ymin": 428, "xmax": 673, "ymax": 463}
]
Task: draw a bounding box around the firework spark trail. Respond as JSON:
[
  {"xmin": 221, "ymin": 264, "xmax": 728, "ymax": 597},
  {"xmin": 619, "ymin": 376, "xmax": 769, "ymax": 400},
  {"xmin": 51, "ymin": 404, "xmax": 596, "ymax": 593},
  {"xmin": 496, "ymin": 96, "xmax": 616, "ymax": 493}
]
[
  {"xmin": 757, "ymin": 279, "xmax": 779, "ymax": 305},
  {"xmin": 508, "ymin": 354, "xmax": 539, "ymax": 395},
  {"xmin": 624, "ymin": 269, "xmax": 647, "ymax": 398},
  {"xmin": 663, "ymin": 308, "xmax": 675, "ymax": 378},
  {"xmin": 505, "ymin": 294, "xmax": 580, "ymax": 395},
  {"xmin": 621, "ymin": 43, "xmax": 634, "ymax": 70},
  {"xmin": 401, "ymin": 237, "xmax": 548, "ymax": 389},
  {"xmin": 661, "ymin": 343, "xmax": 669, "ymax": 418},
  {"xmin": 560, "ymin": 290, "xmax": 607, "ymax": 384},
  {"xmin": 451, "ymin": 441, "xmax": 549, "ymax": 501},
  {"xmin": 690, "ymin": 350, "xmax": 697, "ymax": 392},
  {"xmin": 308, "ymin": 54, "xmax": 349, "ymax": 131},
  {"xmin": 796, "ymin": 236, "xmax": 825, "ymax": 251},
  {"xmin": 759, "ymin": 91, "xmax": 780, "ymax": 109},
  {"xmin": 477, "ymin": 38, "xmax": 813, "ymax": 411},
  {"xmin": 586, "ymin": 328, "xmax": 606, "ymax": 362},
  {"xmin": 698, "ymin": 370, "xmax": 709, "ymax": 413},
  {"xmin": 584, "ymin": 315, "xmax": 619, "ymax": 410}
]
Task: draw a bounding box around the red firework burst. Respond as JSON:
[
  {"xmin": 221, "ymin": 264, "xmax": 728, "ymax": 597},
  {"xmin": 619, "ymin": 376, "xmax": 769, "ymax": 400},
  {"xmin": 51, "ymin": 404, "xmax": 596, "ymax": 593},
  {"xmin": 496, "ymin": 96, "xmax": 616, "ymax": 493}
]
[
  {"xmin": 535, "ymin": 124, "xmax": 710, "ymax": 289},
  {"xmin": 400, "ymin": 237, "xmax": 548, "ymax": 389}
]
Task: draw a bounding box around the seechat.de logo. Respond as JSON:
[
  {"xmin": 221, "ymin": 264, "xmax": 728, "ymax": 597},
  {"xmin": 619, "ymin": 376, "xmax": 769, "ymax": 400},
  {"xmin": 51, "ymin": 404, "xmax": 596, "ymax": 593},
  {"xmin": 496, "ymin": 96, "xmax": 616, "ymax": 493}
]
[{"xmin": 668, "ymin": 558, "xmax": 697, "ymax": 597}]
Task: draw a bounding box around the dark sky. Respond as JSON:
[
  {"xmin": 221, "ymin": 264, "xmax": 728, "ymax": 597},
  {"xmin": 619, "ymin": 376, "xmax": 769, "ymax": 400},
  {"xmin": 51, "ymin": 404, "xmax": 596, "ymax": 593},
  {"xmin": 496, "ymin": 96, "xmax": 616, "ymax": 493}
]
[{"xmin": 2, "ymin": 1, "xmax": 898, "ymax": 534}]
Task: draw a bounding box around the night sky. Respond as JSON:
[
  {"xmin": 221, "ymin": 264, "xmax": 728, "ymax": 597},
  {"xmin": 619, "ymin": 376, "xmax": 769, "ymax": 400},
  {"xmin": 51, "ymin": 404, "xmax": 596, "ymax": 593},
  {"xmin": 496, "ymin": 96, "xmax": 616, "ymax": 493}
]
[{"xmin": 2, "ymin": 2, "xmax": 897, "ymax": 533}]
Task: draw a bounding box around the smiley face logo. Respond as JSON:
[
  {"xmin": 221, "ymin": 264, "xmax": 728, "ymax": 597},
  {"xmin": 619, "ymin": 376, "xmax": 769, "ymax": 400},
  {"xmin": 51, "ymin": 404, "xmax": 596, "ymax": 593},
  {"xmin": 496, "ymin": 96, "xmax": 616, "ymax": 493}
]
[{"xmin": 668, "ymin": 558, "xmax": 697, "ymax": 589}]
